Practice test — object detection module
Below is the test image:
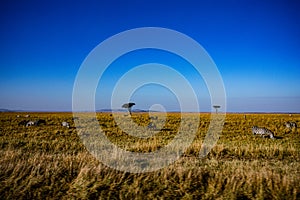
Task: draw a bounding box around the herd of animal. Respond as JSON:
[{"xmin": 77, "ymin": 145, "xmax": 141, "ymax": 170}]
[
  {"xmin": 252, "ymin": 121, "xmax": 298, "ymax": 139},
  {"xmin": 17, "ymin": 115, "xmax": 70, "ymax": 128},
  {"xmin": 15, "ymin": 114, "xmax": 298, "ymax": 139}
]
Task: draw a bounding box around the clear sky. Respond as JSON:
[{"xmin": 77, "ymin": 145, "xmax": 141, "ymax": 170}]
[{"xmin": 0, "ymin": 0, "xmax": 299, "ymax": 112}]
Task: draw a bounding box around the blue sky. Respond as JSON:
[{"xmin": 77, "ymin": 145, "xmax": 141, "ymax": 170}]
[{"xmin": 0, "ymin": 0, "xmax": 299, "ymax": 112}]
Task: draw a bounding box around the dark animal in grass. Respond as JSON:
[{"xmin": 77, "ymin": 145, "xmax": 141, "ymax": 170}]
[
  {"xmin": 18, "ymin": 120, "xmax": 29, "ymax": 126},
  {"xmin": 35, "ymin": 119, "xmax": 46, "ymax": 125}
]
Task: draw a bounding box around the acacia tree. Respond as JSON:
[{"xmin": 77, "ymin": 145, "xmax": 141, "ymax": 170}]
[
  {"xmin": 122, "ymin": 102, "xmax": 135, "ymax": 115},
  {"xmin": 213, "ymin": 105, "xmax": 220, "ymax": 114}
]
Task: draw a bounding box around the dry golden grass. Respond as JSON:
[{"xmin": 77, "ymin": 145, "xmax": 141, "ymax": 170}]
[{"xmin": 0, "ymin": 112, "xmax": 299, "ymax": 199}]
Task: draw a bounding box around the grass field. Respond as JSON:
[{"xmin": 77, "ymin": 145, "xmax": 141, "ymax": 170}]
[{"xmin": 0, "ymin": 112, "xmax": 299, "ymax": 199}]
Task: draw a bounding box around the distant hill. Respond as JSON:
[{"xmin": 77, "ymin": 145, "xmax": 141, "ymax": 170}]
[
  {"xmin": 96, "ymin": 109, "xmax": 158, "ymax": 113},
  {"xmin": 0, "ymin": 108, "xmax": 12, "ymax": 112},
  {"xmin": 0, "ymin": 108, "xmax": 34, "ymax": 112},
  {"xmin": 0, "ymin": 108, "xmax": 24, "ymax": 112},
  {"xmin": 0, "ymin": 108, "xmax": 159, "ymax": 113},
  {"xmin": 0, "ymin": 108, "xmax": 298, "ymax": 114}
]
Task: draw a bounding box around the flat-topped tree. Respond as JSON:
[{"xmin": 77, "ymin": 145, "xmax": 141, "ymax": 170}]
[
  {"xmin": 122, "ymin": 102, "xmax": 135, "ymax": 115},
  {"xmin": 213, "ymin": 105, "xmax": 221, "ymax": 114}
]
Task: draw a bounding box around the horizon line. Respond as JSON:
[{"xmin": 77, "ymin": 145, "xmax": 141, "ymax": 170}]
[{"xmin": 1, "ymin": 109, "xmax": 299, "ymax": 114}]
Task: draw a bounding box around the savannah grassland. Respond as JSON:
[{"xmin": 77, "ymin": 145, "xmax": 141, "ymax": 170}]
[{"xmin": 0, "ymin": 112, "xmax": 299, "ymax": 199}]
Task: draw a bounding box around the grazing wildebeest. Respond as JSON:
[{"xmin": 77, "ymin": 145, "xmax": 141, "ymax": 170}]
[
  {"xmin": 252, "ymin": 126, "xmax": 275, "ymax": 139},
  {"xmin": 18, "ymin": 120, "xmax": 29, "ymax": 126},
  {"xmin": 35, "ymin": 119, "xmax": 46, "ymax": 125},
  {"xmin": 62, "ymin": 121, "xmax": 70, "ymax": 128}
]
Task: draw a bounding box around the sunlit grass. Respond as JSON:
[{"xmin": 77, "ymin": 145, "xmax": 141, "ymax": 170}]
[{"xmin": 0, "ymin": 112, "xmax": 299, "ymax": 199}]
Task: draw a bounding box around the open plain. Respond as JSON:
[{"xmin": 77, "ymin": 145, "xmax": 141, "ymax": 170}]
[{"xmin": 0, "ymin": 112, "xmax": 299, "ymax": 199}]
